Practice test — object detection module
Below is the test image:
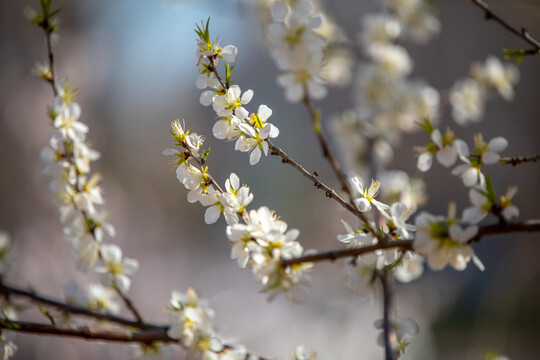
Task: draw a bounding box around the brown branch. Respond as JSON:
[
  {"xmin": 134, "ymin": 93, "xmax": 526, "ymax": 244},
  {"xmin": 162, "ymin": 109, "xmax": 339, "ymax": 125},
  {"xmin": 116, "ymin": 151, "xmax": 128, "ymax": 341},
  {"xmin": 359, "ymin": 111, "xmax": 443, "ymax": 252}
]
[
  {"xmin": 0, "ymin": 321, "xmax": 171, "ymax": 344},
  {"xmin": 471, "ymin": 219, "xmax": 540, "ymax": 242},
  {"xmin": 40, "ymin": 20, "xmax": 58, "ymax": 96},
  {"xmin": 378, "ymin": 269, "xmax": 396, "ymax": 360},
  {"xmin": 499, "ymin": 155, "xmax": 540, "ymax": 166},
  {"xmin": 302, "ymin": 89, "xmax": 353, "ymax": 202},
  {"xmin": 470, "ymin": 0, "xmax": 540, "ymax": 55},
  {"xmin": 0, "ymin": 282, "xmax": 159, "ymax": 330},
  {"xmin": 113, "ymin": 286, "xmax": 144, "ymax": 325},
  {"xmin": 266, "ymin": 139, "xmax": 380, "ymax": 237},
  {"xmin": 280, "ymin": 240, "xmax": 413, "ymax": 267},
  {"xmin": 282, "ymin": 220, "xmax": 540, "ymax": 267}
]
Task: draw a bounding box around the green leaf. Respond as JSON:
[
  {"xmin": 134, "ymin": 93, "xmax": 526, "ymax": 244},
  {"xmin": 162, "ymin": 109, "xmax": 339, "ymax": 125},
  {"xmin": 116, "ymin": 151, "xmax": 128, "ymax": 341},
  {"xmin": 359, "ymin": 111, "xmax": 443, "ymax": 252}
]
[
  {"xmin": 416, "ymin": 116, "xmax": 433, "ymax": 134},
  {"xmin": 503, "ymin": 48, "xmax": 526, "ymax": 66}
]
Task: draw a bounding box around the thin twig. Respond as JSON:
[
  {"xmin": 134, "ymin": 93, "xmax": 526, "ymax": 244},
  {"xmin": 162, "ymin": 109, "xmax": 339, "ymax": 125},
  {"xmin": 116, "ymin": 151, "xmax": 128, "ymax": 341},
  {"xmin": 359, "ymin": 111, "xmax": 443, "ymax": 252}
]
[
  {"xmin": 379, "ymin": 269, "xmax": 396, "ymax": 360},
  {"xmin": 40, "ymin": 21, "xmax": 57, "ymax": 96},
  {"xmin": 302, "ymin": 89, "xmax": 353, "ymax": 202},
  {"xmin": 114, "ymin": 286, "xmax": 144, "ymax": 325},
  {"xmin": 499, "ymin": 155, "xmax": 540, "ymax": 166},
  {"xmin": 470, "ymin": 0, "xmax": 540, "ymax": 55},
  {"xmin": 266, "ymin": 139, "xmax": 380, "ymax": 236}
]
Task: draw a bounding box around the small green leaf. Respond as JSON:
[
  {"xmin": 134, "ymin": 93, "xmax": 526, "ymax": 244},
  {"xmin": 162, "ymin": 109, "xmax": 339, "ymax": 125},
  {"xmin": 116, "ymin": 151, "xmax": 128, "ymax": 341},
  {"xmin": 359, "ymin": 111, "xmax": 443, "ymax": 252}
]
[
  {"xmin": 503, "ymin": 48, "xmax": 525, "ymax": 66},
  {"xmin": 416, "ymin": 116, "xmax": 433, "ymax": 134}
]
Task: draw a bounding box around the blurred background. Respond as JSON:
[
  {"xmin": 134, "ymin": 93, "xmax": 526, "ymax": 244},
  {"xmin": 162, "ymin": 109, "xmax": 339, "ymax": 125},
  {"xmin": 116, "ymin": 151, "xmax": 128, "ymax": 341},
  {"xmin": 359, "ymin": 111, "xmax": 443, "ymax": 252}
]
[{"xmin": 0, "ymin": 0, "xmax": 539, "ymax": 359}]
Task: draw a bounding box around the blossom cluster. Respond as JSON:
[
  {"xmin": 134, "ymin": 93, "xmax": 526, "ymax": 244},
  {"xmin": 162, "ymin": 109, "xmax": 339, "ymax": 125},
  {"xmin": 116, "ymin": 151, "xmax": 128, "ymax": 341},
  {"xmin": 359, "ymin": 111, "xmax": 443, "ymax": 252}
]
[
  {"xmin": 37, "ymin": 79, "xmax": 138, "ymax": 305},
  {"xmin": 194, "ymin": 20, "xmax": 279, "ymax": 165},
  {"xmin": 337, "ymin": 177, "xmax": 423, "ymax": 297},
  {"xmin": 450, "ymin": 56, "xmax": 519, "ymax": 125},
  {"xmin": 267, "ymin": 0, "xmax": 327, "ymax": 102},
  {"xmin": 166, "ymin": 289, "xmax": 314, "ymax": 360},
  {"xmin": 165, "ymin": 119, "xmax": 312, "ymax": 303}
]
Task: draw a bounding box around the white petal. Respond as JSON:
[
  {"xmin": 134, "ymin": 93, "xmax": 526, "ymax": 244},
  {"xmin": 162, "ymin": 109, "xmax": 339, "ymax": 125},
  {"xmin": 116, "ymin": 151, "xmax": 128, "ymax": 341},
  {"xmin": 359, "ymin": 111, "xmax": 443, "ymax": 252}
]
[
  {"xmin": 482, "ymin": 151, "xmax": 500, "ymax": 165},
  {"xmin": 258, "ymin": 104, "xmax": 272, "ymax": 122},
  {"xmin": 487, "ymin": 137, "xmax": 508, "ymax": 152},
  {"xmin": 249, "ymin": 147, "xmax": 262, "ymax": 165},
  {"xmin": 221, "ymin": 45, "xmax": 238, "ymax": 63},
  {"xmin": 417, "ymin": 152, "xmax": 433, "ymax": 172},
  {"xmin": 436, "ymin": 147, "xmax": 457, "ymax": 167},
  {"xmin": 240, "ymin": 89, "xmax": 254, "ymax": 104},
  {"xmin": 205, "ymin": 206, "xmax": 221, "ymax": 224},
  {"xmin": 199, "ymin": 91, "xmax": 215, "ymax": 106}
]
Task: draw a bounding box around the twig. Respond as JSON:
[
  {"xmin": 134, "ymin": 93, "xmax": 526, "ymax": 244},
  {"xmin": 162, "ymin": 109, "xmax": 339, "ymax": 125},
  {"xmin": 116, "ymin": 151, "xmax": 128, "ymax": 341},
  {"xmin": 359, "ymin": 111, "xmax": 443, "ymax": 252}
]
[
  {"xmin": 40, "ymin": 20, "xmax": 57, "ymax": 96},
  {"xmin": 266, "ymin": 139, "xmax": 380, "ymax": 237},
  {"xmin": 470, "ymin": 0, "xmax": 540, "ymax": 55},
  {"xmin": 113, "ymin": 286, "xmax": 144, "ymax": 325},
  {"xmin": 379, "ymin": 269, "xmax": 396, "ymax": 360},
  {"xmin": 499, "ymin": 155, "xmax": 540, "ymax": 166},
  {"xmin": 302, "ymin": 89, "xmax": 354, "ymax": 202}
]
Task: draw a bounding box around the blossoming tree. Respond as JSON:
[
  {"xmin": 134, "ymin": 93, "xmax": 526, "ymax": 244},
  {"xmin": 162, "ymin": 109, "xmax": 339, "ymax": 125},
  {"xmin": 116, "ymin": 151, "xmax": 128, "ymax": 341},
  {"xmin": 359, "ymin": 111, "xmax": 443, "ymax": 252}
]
[{"xmin": 1, "ymin": 0, "xmax": 539, "ymax": 359}]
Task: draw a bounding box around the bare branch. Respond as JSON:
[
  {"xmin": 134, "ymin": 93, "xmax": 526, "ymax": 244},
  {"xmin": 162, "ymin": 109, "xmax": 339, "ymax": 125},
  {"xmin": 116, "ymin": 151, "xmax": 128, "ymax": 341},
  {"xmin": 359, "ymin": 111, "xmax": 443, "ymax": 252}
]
[
  {"xmin": 470, "ymin": 0, "xmax": 540, "ymax": 56},
  {"xmin": 499, "ymin": 155, "xmax": 540, "ymax": 166}
]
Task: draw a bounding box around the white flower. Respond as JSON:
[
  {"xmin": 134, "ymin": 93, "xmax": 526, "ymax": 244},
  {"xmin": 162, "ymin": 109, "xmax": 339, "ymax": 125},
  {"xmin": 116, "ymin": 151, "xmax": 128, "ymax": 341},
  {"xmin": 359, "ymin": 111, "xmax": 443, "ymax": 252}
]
[
  {"xmin": 414, "ymin": 205, "xmax": 483, "ymax": 271},
  {"xmin": 359, "ymin": 14, "xmax": 401, "ymax": 45},
  {"xmin": 374, "ymin": 317, "xmax": 419, "ymax": 351},
  {"xmin": 350, "ymin": 177, "xmax": 390, "ymax": 214},
  {"xmin": 461, "ymin": 185, "xmax": 491, "ymax": 224},
  {"xmin": 337, "ymin": 220, "xmax": 376, "ymax": 248},
  {"xmin": 212, "ymin": 115, "xmax": 241, "ymax": 141},
  {"xmin": 0, "ymin": 232, "xmax": 13, "ymax": 275},
  {"xmin": 394, "ymin": 252, "xmax": 424, "ymax": 283},
  {"xmin": 276, "ymin": 52, "xmax": 327, "ymax": 103},
  {"xmin": 450, "ymin": 78, "xmax": 485, "ymax": 125},
  {"xmin": 53, "ymin": 101, "xmax": 88, "ymax": 142},
  {"xmin": 95, "ymin": 244, "xmax": 139, "ymax": 292},
  {"xmin": 368, "ymin": 44, "xmax": 412, "ymax": 78},
  {"xmin": 219, "ymin": 173, "xmax": 254, "ymax": 225},
  {"xmin": 291, "ymin": 345, "xmax": 317, "ymax": 360},
  {"xmin": 212, "ymin": 85, "xmax": 253, "ymax": 118},
  {"xmin": 176, "ymin": 163, "xmax": 204, "ymax": 191},
  {"xmin": 235, "ymin": 114, "xmax": 279, "ymax": 165},
  {"xmin": 389, "ymin": 202, "xmax": 416, "ymax": 240},
  {"xmin": 472, "ymin": 56, "xmax": 519, "ymax": 100}
]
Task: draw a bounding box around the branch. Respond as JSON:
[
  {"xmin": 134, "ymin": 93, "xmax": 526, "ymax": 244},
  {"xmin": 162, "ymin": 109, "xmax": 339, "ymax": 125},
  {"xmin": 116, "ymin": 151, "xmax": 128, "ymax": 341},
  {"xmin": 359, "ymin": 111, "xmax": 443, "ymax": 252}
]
[
  {"xmin": 378, "ymin": 270, "xmax": 396, "ymax": 360},
  {"xmin": 302, "ymin": 89, "xmax": 353, "ymax": 202},
  {"xmin": 113, "ymin": 286, "xmax": 144, "ymax": 325},
  {"xmin": 499, "ymin": 155, "xmax": 540, "ymax": 166},
  {"xmin": 0, "ymin": 282, "xmax": 159, "ymax": 330},
  {"xmin": 280, "ymin": 240, "xmax": 413, "ymax": 267},
  {"xmin": 471, "ymin": 219, "xmax": 540, "ymax": 242},
  {"xmin": 282, "ymin": 220, "xmax": 540, "ymax": 267},
  {"xmin": 470, "ymin": 0, "xmax": 540, "ymax": 56},
  {"xmin": 0, "ymin": 321, "xmax": 171, "ymax": 344},
  {"xmin": 266, "ymin": 139, "xmax": 380, "ymax": 237}
]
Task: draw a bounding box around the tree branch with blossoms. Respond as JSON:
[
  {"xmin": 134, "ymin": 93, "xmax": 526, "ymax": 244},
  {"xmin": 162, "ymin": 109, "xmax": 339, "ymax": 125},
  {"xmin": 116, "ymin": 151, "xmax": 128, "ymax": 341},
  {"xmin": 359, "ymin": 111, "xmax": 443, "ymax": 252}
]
[{"xmin": 4, "ymin": 0, "xmax": 540, "ymax": 359}]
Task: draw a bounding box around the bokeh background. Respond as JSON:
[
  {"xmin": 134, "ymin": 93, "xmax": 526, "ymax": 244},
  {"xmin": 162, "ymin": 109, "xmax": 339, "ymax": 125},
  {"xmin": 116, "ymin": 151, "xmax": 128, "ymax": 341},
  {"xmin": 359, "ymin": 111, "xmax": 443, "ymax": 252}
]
[{"xmin": 0, "ymin": 0, "xmax": 539, "ymax": 359}]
